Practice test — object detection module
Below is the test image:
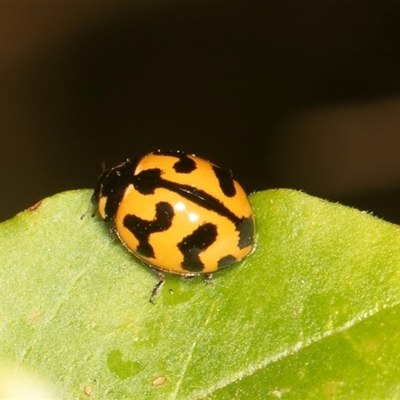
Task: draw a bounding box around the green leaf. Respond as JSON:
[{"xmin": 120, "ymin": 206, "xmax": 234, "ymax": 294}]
[{"xmin": 0, "ymin": 189, "xmax": 399, "ymax": 399}]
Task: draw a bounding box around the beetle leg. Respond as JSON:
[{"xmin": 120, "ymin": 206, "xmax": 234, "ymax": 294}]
[
  {"xmin": 143, "ymin": 264, "xmax": 165, "ymax": 304},
  {"xmin": 205, "ymin": 273, "xmax": 213, "ymax": 285},
  {"xmin": 183, "ymin": 274, "xmax": 196, "ymax": 280}
]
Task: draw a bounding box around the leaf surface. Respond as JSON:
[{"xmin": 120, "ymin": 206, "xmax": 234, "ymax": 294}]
[{"xmin": 0, "ymin": 189, "xmax": 399, "ymax": 399}]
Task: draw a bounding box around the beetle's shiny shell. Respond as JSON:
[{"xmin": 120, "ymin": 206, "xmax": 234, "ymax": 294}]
[{"xmin": 92, "ymin": 150, "xmax": 255, "ymax": 275}]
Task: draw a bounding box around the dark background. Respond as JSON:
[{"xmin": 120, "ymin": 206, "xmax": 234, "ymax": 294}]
[{"xmin": 2, "ymin": 3, "xmax": 400, "ymax": 223}]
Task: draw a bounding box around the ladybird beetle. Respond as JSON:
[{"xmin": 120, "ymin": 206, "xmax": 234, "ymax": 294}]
[{"xmin": 92, "ymin": 150, "xmax": 255, "ymax": 302}]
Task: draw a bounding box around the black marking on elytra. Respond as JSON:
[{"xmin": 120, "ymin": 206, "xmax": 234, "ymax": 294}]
[
  {"xmin": 237, "ymin": 217, "xmax": 255, "ymax": 249},
  {"xmin": 217, "ymin": 255, "xmax": 237, "ymax": 269},
  {"xmin": 177, "ymin": 223, "xmax": 218, "ymax": 272},
  {"xmin": 173, "ymin": 155, "xmax": 196, "ymax": 173},
  {"xmin": 123, "ymin": 201, "xmax": 174, "ymax": 258},
  {"xmin": 132, "ymin": 168, "xmax": 243, "ymax": 227},
  {"xmin": 152, "ymin": 150, "xmax": 197, "ymax": 173},
  {"xmin": 212, "ymin": 165, "xmax": 236, "ymax": 197},
  {"xmin": 133, "ymin": 168, "xmax": 163, "ymax": 195},
  {"xmin": 92, "ymin": 158, "xmax": 139, "ymax": 221},
  {"xmin": 171, "ymin": 153, "xmax": 196, "ymax": 173}
]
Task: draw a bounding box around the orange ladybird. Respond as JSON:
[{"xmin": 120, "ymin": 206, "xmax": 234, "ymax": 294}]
[{"xmin": 92, "ymin": 150, "xmax": 255, "ymax": 302}]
